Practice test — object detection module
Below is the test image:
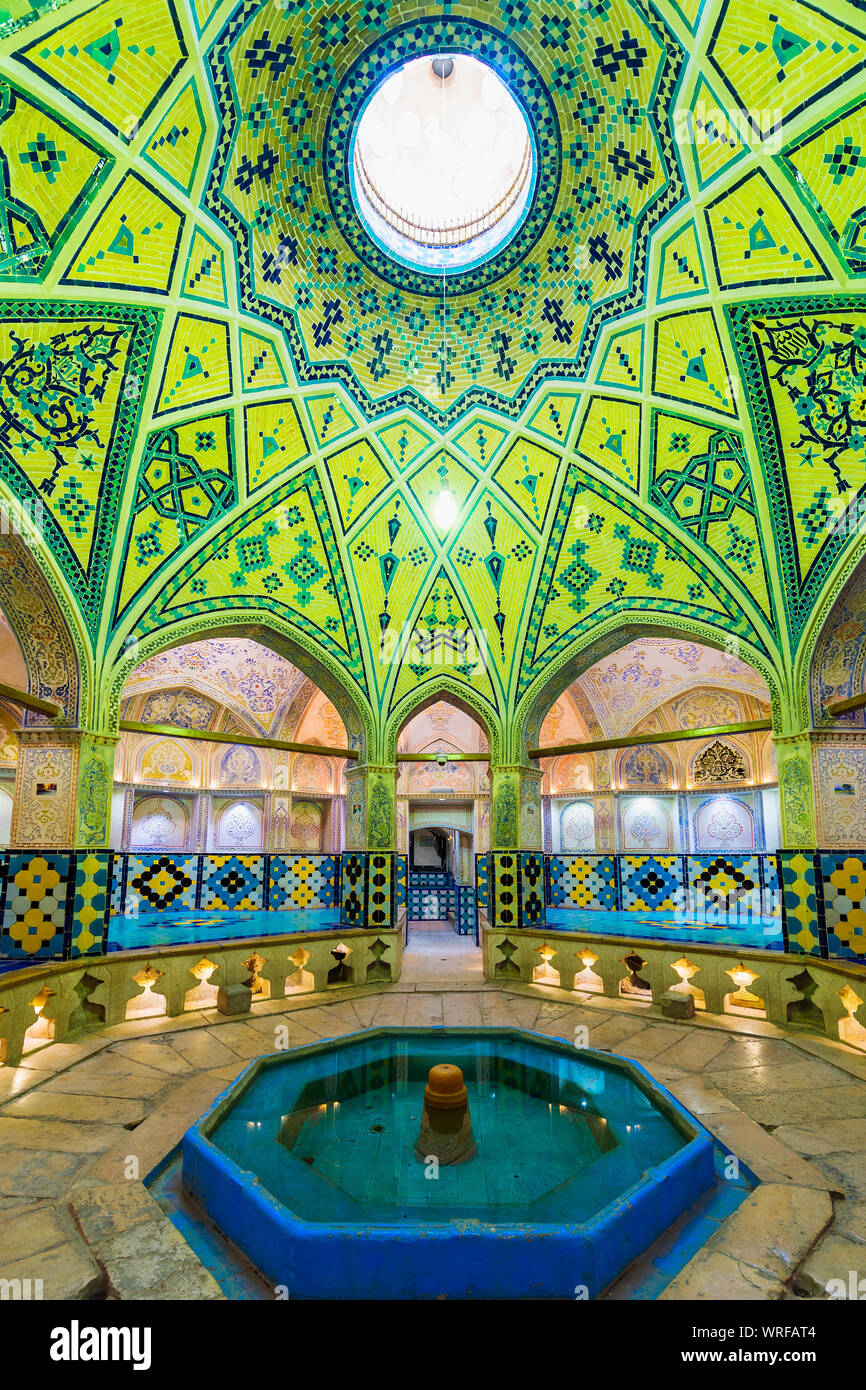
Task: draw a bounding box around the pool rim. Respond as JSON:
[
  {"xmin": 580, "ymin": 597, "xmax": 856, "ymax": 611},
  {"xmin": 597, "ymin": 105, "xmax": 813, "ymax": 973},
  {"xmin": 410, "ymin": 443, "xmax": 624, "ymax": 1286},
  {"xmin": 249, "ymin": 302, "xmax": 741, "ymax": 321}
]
[{"xmin": 181, "ymin": 1025, "xmax": 716, "ymax": 1297}]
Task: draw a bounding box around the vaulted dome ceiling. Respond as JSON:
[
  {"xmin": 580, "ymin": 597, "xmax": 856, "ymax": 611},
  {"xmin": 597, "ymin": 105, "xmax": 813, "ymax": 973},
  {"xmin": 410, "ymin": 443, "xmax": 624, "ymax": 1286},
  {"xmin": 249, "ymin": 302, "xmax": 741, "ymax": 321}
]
[{"xmin": 0, "ymin": 0, "xmax": 863, "ymax": 748}]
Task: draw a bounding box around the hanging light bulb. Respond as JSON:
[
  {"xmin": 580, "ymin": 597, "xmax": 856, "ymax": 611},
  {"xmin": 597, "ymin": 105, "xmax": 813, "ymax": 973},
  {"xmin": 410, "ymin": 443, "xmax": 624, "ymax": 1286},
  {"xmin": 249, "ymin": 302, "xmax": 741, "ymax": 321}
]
[{"xmin": 433, "ymin": 488, "xmax": 458, "ymax": 531}]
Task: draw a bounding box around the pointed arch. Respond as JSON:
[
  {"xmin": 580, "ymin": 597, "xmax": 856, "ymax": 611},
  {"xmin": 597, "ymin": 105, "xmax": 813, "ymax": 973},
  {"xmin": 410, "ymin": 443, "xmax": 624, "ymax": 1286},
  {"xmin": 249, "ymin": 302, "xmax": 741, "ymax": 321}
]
[
  {"xmin": 107, "ymin": 611, "xmax": 373, "ymax": 759},
  {"xmin": 0, "ymin": 535, "xmax": 86, "ymax": 723},
  {"xmin": 514, "ymin": 612, "xmax": 784, "ymax": 764},
  {"xmin": 383, "ymin": 678, "xmax": 502, "ymax": 764},
  {"xmin": 807, "ymin": 550, "xmax": 866, "ymax": 729}
]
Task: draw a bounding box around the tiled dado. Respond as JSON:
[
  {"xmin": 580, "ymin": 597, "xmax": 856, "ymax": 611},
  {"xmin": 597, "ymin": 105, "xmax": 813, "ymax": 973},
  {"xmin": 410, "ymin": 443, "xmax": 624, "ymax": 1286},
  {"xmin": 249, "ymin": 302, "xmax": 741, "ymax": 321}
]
[
  {"xmin": 0, "ymin": 852, "xmax": 342, "ymax": 963},
  {"xmin": 339, "ymin": 852, "xmax": 405, "ymax": 933},
  {"xmin": 4, "ymin": 849, "xmax": 864, "ymax": 967},
  {"xmin": 0, "ymin": 852, "xmax": 112, "ymax": 962},
  {"xmin": 547, "ymin": 853, "xmax": 777, "ymax": 916},
  {"xmin": 486, "ymin": 852, "xmax": 546, "ymax": 932},
  {"xmin": 113, "ymin": 852, "xmax": 340, "ymax": 915},
  {"xmin": 479, "ymin": 851, "xmax": 866, "ymax": 966}
]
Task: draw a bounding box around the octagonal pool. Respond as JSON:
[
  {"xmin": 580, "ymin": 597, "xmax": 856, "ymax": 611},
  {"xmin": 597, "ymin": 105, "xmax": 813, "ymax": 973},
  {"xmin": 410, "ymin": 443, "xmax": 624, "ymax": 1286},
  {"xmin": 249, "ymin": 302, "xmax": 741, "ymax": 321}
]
[{"xmin": 182, "ymin": 1028, "xmax": 714, "ymax": 1299}]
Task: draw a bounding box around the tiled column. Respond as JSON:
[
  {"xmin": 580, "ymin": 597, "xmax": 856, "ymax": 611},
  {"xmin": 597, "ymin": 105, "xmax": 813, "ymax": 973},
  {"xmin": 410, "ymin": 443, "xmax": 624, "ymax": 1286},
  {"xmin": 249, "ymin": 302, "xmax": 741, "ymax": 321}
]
[
  {"xmin": 11, "ymin": 729, "xmax": 118, "ymax": 849},
  {"xmin": 344, "ymin": 763, "xmax": 398, "ymax": 850},
  {"xmin": 489, "ymin": 764, "xmax": 543, "ymax": 849},
  {"xmin": 485, "ymin": 765, "xmax": 546, "ymax": 930},
  {"xmin": 339, "ymin": 764, "xmax": 400, "ymax": 931},
  {"xmin": 774, "ymin": 732, "xmax": 817, "ymax": 850}
]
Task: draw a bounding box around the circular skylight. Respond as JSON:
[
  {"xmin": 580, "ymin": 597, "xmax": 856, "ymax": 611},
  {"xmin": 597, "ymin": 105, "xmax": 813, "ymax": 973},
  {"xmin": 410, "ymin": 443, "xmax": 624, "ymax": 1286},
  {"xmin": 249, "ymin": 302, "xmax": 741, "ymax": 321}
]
[{"xmin": 350, "ymin": 54, "xmax": 536, "ymax": 275}]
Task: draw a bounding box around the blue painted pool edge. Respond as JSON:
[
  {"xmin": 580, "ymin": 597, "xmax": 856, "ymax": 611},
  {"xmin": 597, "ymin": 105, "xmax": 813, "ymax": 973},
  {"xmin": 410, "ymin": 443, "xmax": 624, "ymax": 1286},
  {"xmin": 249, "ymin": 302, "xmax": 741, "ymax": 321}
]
[{"xmin": 180, "ymin": 1027, "xmax": 716, "ymax": 1300}]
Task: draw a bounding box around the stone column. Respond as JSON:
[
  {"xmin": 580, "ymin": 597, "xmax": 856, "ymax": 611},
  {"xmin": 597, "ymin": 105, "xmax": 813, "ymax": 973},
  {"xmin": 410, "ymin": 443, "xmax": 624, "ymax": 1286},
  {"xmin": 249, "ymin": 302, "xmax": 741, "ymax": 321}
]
[{"xmin": 11, "ymin": 728, "xmax": 118, "ymax": 850}]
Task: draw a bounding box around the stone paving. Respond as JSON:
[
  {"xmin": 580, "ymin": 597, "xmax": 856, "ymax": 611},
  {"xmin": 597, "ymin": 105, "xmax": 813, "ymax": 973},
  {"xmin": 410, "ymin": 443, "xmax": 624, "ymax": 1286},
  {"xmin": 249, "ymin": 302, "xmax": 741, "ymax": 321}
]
[{"xmin": 0, "ymin": 929, "xmax": 864, "ymax": 1299}]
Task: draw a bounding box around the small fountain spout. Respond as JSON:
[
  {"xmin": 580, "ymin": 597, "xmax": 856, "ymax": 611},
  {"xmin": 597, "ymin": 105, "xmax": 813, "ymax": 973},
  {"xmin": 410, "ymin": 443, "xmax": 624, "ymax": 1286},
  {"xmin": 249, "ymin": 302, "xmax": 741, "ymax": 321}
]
[{"xmin": 414, "ymin": 1063, "xmax": 477, "ymax": 1166}]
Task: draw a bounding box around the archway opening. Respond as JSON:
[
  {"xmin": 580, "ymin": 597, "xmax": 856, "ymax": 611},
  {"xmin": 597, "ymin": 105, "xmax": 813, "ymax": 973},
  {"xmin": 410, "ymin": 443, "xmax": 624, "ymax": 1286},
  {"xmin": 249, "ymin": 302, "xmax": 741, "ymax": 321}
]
[
  {"xmin": 116, "ymin": 634, "xmax": 350, "ymax": 854},
  {"xmin": 534, "ymin": 635, "xmax": 775, "ymax": 857},
  {"xmin": 527, "ymin": 633, "xmax": 781, "ymax": 949},
  {"xmin": 396, "ymin": 697, "xmax": 488, "ymax": 941}
]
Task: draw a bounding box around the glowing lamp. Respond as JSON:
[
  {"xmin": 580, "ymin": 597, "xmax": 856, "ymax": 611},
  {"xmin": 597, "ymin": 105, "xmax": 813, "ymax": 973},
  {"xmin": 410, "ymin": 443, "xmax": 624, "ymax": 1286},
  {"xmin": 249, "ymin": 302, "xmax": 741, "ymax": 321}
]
[{"xmin": 433, "ymin": 488, "xmax": 458, "ymax": 531}]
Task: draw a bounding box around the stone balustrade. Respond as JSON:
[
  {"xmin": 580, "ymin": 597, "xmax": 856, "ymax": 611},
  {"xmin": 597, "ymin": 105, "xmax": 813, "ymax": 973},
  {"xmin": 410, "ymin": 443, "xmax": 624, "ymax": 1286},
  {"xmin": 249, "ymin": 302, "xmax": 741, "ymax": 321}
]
[
  {"xmin": 481, "ymin": 921, "xmax": 866, "ymax": 1053},
  {"xmin": 0, "ymin": 927, "xmax": 401, "ymax": 1069}
]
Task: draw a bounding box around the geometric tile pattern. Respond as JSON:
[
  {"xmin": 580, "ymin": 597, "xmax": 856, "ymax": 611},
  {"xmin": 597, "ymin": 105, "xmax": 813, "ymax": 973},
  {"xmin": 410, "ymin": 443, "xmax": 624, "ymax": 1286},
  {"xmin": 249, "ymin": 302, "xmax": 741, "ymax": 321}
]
[
  {"xmin": 126, "ymin": 855, "xmax": 196, "ymax": 912},
  {"xmin": 339, "ymin": 851, "xmax": 396, "ymax": 932},
  {"xmin": 71, "ymin": 852, "xmax": 111, "ymax": 957},
  {"xmin": 488, "ymin": 852, "xmax": 546, "ymax": 931},
  {"xmin": 0, "ymin": 853, "xmax": 70, "ymax": 959},
  {"xmin": 407, "ymin": 885, "xmax": 454, "ymax": 920},
  {"xmin": 689, "ymin": 855, "xmax": 761, "ymax": 916},
  {"xmin": 454, "ymin": 885, "xmax": 477, "ymax": 937},
  {"xmin": 780, "ymin": 851, "xmax": 822, "ymax": 957},
  {"xmin": 267, "ymin": 854, "xmax": 337, "ymax": 910},
  {"xmin": 109, "ymin": 854, "xmax": 126, "ymax": 917},
  {"xmin": 475, "ymin": 854, "xmax": 489, "ymax": 913},
  {"xmin": 395, "ymin": 854, "xmax": 407, "ymax": 913},
  {"xmin": 621, "ymin": 855, "xmax": 684, "ymax": 912},
  {"xmin": 201, "ymin": 854, "xmax": 264, "ymax": 910},
  {"xmin": 107, "ymin": 852, "xmax": 339, "ymax": 916},
  {"xmin": 339, "ymin": 852, "xmax": 367, "ymax": 928},
  {"xmin": 819, "ymin": 853, "xmax": 866, "ymax": 964},
  {"xmin": 549, "ymin": 854, "xmax": 617, "ymax": 909}
]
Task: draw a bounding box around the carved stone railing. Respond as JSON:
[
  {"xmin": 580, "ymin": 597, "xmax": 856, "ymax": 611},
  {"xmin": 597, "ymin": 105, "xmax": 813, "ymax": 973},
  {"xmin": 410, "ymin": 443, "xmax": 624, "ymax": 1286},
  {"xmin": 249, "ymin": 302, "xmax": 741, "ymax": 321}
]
[
  {"xmin": 481, "ymin": 921, "xmax": 866, "ymax": 1053},
  {"xmin": 0, "ymin": 928, "xmax": 401, "ymax": 1069}
]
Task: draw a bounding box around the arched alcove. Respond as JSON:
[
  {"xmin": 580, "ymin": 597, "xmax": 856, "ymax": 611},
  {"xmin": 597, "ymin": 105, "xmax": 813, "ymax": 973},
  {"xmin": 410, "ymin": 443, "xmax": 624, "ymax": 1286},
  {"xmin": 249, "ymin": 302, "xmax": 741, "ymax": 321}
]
[{"xmin": 0, "ymin": 535, "xmax": 84, "ymax": 722}]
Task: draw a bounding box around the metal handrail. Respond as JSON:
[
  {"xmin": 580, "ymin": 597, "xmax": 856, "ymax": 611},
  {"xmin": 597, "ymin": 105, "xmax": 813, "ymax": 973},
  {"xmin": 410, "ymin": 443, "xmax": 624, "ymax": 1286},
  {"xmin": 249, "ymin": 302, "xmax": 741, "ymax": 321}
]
[{"xmin": 354, "ymin": 136, "xmax": 532, "ymax": 249}]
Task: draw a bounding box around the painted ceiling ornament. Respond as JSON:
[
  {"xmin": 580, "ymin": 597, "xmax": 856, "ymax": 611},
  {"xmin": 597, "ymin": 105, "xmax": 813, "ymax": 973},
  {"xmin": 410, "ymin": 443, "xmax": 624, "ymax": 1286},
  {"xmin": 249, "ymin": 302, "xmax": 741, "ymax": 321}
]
[
  {"xmin": 760, "ymin": 316, "xmax": 865, "ymax": 494},
  {"xmin": 141, "ymin": 688, "xmax": 215, "ymax": 730},
  {"xmin": 142, "ymin": 741, "xmax": 190, "ymax": 781},
  {"xmin": 0, "ymin": 325, "xmax": 123, "ymax": 488},
  {"xmin": 623, "ymin": 744, "xmax": 668, "ymax": 786},
  {"xmin": 693, "ymin": 740, "xmax": 748, "ymax": 784},
  {"xmin": 540, "ymin": 701, "xmax": 561, "ymax": 743},
  {"xmin": 220, "ymin": 744, "xmax": 260, "ymax": 786},
  {"xmin": 428, "ymin": 701, "xmax": 453, "ymax": 730},
  {"xmin": 483, "ymin": 500, "xmax": 507, "ymax": 657}
]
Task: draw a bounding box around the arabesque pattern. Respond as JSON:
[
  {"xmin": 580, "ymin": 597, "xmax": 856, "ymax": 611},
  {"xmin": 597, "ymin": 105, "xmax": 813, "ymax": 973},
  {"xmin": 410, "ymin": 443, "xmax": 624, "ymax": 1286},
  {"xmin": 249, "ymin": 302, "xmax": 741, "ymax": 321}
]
[{"xmin": 0, "ymin": 0, "xmax": 862, "ymax": 783}]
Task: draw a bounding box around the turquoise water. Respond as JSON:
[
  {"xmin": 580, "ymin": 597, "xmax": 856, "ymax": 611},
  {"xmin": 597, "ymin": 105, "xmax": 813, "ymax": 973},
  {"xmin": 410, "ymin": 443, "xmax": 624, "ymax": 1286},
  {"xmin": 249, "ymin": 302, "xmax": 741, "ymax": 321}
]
[
  {"xmin": 206, "ymin": 1032, "xmax": 689, "ymax": 1225},
  {"xmin": 108, "ymin": 907, "xmax": 340, "ymax": 951},
  {"xmin": 546, "ymin": 907, "xmax": 784, "ymax": 951},
  {"xmin": 106, "ymin": 903, "xmax": 782, "ymax": 954},
  {"xmin": 106, "ymin": 899, "xmax": 782, "ymax": 955}
]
